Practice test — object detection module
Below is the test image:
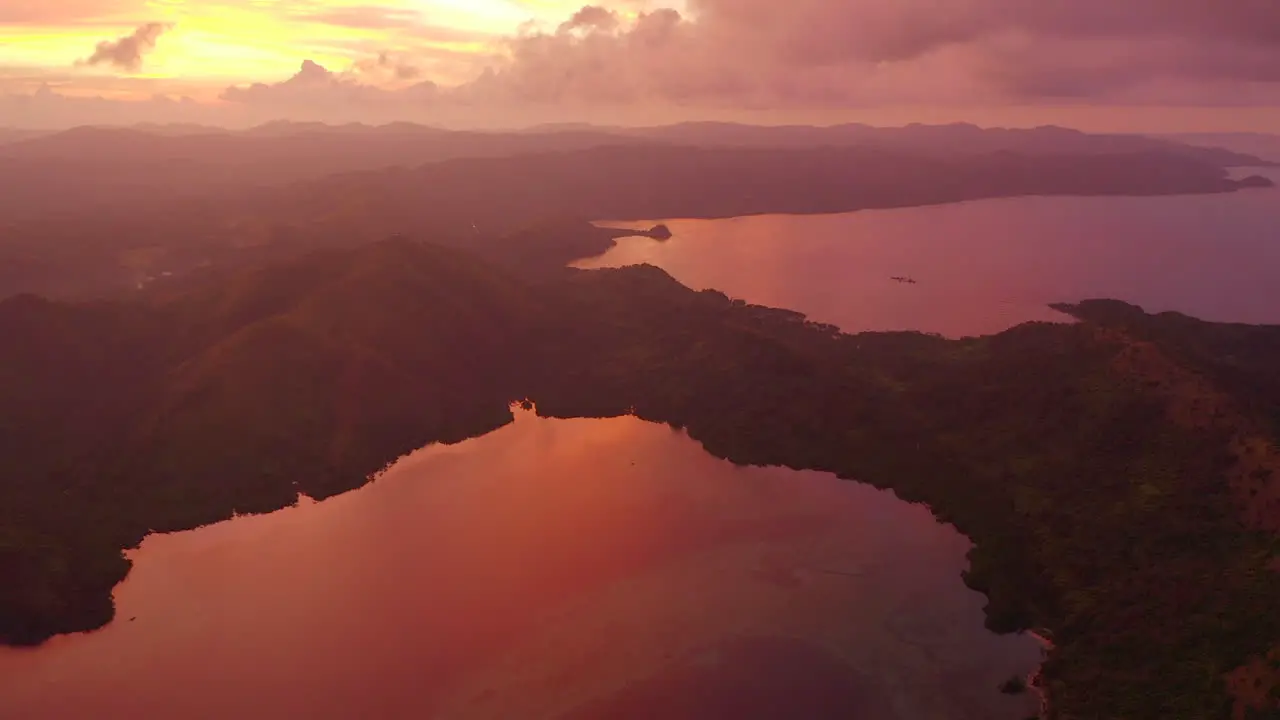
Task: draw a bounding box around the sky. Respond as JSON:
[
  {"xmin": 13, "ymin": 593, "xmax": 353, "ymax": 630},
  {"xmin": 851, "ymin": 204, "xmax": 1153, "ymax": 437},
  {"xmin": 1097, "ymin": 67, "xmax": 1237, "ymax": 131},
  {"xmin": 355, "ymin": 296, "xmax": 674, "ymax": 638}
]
[{"xmin": 2, "ymin": 0, "xmax": 1280, "ymax": 130}]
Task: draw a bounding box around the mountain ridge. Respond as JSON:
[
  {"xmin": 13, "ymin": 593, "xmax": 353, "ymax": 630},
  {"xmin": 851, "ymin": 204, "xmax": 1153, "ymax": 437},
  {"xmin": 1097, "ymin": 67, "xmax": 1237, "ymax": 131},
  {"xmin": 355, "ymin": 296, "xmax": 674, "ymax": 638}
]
[
  {"xmin": 2, "ymin": 239, "xmax": 1279, "ymax": 717},
  {"xmin": 1, "ymin": 122, "xmax": 1272, "ymax": 301}
]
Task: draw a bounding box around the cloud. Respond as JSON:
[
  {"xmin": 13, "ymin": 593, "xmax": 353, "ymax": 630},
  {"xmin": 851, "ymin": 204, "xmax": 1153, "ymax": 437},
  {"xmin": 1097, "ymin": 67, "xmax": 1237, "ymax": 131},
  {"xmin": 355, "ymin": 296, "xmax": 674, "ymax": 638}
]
[
  {"xmin": 352, "ymin": 51, "xmax": 424, "ymax": 81},
  {"xmin": 9, "ymin": 1, "xmax": 1280, "ymax": 129},
  {"xmin": 559, "ymin": 6, "xmax": 622, "ymax": 33},
  {"xmin": 219, "ymin": 59, "xmax": 439, "ymax": 109},
  {"xmin": 204, "ymin": 1, "xmax": 1280, "ymax": 119},
  {"xmin": 0, "ymin": 83, "xmax": 227, "ymax": 129},
  {"xmin": 293, "ymin": 4, "xmax": 499, "ymax": 46},
  {"xmin": 299, "ymin": 5, "xmax": 424, "ymax": 30},
  {"xmin": 444, "ymin": 1, "xmax": 1280, "ymax": 107},
  {"xmin": 78, "ymin": 22, "xmax": 172, "ymax": 72},
  {"xmin": 679, "ymin": 0, "xmax": 1280, "ymax": 65},
  {"xmin": 0, "ymin": 0, "xmax": 139, "ymax": 24}
]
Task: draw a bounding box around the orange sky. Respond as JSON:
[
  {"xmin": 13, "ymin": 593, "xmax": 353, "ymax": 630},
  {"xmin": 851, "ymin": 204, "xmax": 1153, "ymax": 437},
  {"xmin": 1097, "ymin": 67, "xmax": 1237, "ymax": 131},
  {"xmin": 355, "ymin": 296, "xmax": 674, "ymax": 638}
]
[
  {"xmin": 1, "ymin": 1, "xmax": 1278, "ymax": 131},
  {"xmin": 0, "ymin": 1, "xmax": 642, "ymax": 96}
]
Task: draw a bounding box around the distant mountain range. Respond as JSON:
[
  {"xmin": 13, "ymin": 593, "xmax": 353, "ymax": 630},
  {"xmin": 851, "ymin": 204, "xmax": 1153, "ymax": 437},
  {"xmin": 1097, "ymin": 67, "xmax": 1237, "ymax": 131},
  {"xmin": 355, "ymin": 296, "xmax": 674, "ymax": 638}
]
[
  {"xmin": 0, "ymin": 123, "xmax": 653, "ymax": 185},
  {"xmin": 621, "ymin": 122, "xmax": 1274, "ymax": 167},
  {"xmin": 4, "ymin": 117, "xmax": 1280, "ymax": 718},
  {"xmin": 0, "ymin": 122, "xmax": 1272, "ymax": 184},
  {"xmin": 267, "ymin": 143, "xmax": 1262, "ymax": 240},
  {"xmin": 0, "ymin": 120, "xmax": 1273, "ymax": 301},
  {"xmin": 0, "ymin": 128, "xmax": 47, "ymax": 145},
  {"xmin": 1162, "ymin": 132, "xmax": 1280, "ymax": 164}
]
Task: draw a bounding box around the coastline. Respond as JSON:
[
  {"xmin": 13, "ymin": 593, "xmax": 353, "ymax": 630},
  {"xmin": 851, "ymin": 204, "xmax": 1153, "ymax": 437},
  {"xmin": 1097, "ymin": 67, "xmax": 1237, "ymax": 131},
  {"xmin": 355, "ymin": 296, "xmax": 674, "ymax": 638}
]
[
  {"xmin": 1025, "ymin": 629, "xmax": 1055, "ymax": 719},
  {"xmin": 3, "ymin": 244, "xmax": 1279, "ymax": 716}
]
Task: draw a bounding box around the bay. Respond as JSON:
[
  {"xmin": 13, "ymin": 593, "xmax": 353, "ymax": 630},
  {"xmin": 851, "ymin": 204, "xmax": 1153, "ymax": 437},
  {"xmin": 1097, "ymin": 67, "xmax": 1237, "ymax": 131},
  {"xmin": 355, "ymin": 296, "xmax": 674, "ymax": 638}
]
[
  {"xmin": 0, "ymin": 410, "xmax": 1039, "ymax": 720},
  {"xmin": 580, "ymin": 169, "xmax": 1280, "ymax": 337}
]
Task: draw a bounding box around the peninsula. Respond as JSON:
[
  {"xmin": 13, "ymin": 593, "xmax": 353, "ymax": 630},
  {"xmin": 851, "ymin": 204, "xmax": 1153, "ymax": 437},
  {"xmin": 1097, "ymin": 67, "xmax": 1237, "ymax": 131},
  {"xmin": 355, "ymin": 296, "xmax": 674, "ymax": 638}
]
[
  {"xmin": 0, "ymin": 123, "xmax": 1272, "ymax": 300},
  {"xmin": 2, "ymin": 237, "xmax": 1279, "ymax": 719}
]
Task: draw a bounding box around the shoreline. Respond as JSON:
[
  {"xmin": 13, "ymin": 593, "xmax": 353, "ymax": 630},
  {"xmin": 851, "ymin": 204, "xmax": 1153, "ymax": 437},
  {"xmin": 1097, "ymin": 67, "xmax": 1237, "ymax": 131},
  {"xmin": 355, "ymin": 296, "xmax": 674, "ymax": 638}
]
[
  {"xmin": 1025, "ymin": 629, "xmax": 1055, "ymax": 719},
  {"xmin": 3, "ymin": 244, "xmax": 1278, "ymax": 716}
]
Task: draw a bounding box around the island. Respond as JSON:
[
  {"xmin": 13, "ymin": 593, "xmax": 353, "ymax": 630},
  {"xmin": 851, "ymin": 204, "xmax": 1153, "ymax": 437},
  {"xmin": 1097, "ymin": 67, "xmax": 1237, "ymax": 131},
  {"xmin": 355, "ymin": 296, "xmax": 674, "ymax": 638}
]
[
  {"xmin": 641, "ymin": 223, "xmax": 674, "ymax": 240},
  {"xmin": 1236, "ymin": 175, "xmax": 1277, "ymax": 189},
  {"xmin": 1, "ymin": 133, "xmax": 1273, "ymax": 300},
  {"xmin": 2, "ymin": 236, "xmax": 1279, "ymax": 719}
]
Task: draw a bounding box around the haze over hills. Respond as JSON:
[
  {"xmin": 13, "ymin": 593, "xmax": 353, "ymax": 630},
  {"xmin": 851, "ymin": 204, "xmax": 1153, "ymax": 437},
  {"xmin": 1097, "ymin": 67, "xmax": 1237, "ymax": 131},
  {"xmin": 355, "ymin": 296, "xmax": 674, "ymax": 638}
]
[
  {"xmin": 1, "ymin": 121, "xmax": 1277, "ymax": 720},
  {"xmin": 618, "ymin": 122, "xmax": 1273, "ymax": 167},
  {"xmin": 0, "ymin": 122, "xmax": 1270, "ymax": 184},
  {"xmin": 7, "ymin": 0, "xmax": 1280, "ymax": 717},
  {"xmin": 0, "ymin": 122, "xmax": 1273, "ymax": 302},
  {"xmin": 0, "ymin": 122, "xmax": 1268, "ymax": 236},
  {"xmin": 1163, "ymin": 133, "xmax": 1280, "ymax": 164},
  {"xmin": 0, "ymin": 129, "xmax": 49, "ymax": 146},
  {"xmin": 0, "ymin": 124, "xmax": 656, "ymax": 186},
  {"xmin": 269, "ymin": 144, "xmax": 1260, "ymax": 237},
  {"xmin": 2, "ymin": 236, "xmax": 1280, "ymax": 719}
]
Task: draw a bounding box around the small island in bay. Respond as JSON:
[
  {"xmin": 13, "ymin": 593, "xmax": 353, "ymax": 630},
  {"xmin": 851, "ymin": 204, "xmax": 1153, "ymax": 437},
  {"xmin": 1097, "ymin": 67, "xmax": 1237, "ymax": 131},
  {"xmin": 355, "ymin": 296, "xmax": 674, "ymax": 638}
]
[
  {"xmin": 1235, "ymin": 174, "xmax": 1277, "ymax": 189},
  {"xmin": 643, "ymin": 223, "xmax": 674, "ymax": 240},
  {"xmin": 5, "ymin": 3, "xmax": 1279, "ymax": 714},
  {"xmin": 1, "ymin": 125, "xmax": 1271, "ymax": 301}
]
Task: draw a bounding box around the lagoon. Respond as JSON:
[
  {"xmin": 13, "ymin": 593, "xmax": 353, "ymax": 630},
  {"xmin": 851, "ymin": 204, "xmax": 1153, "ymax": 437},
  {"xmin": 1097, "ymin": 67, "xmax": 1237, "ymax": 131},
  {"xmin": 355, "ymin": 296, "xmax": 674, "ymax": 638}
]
[
  {"xmin": 581, "ymin": 169, "xmax": 1280, "ymax": 337},
  {"xmin": 0, "ymin": 411, "xmax": 1039, "ymax": 720}
]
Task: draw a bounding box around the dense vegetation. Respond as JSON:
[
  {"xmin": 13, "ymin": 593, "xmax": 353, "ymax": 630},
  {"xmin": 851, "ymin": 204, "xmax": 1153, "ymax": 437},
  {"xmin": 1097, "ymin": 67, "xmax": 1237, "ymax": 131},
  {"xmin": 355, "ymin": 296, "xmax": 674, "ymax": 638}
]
[
  {"xmin": 2, "ymin": 238, "xmax": 1280, "ymax": 718},
  {"xmin": 1, "ymin": 121, "xmax": 1273, "ymax": 300}
]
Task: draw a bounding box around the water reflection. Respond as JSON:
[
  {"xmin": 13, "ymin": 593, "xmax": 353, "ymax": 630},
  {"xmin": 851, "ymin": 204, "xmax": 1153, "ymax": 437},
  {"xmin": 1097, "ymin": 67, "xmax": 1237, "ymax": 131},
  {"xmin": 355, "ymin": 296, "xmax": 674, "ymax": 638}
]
[
  {"xmin": 582, "ymin": 169, "xmax": 1280, "ymax": 337},
  {"xmin": 0, "ymin": 411, "xmax": 1038, "ymax": 719}
]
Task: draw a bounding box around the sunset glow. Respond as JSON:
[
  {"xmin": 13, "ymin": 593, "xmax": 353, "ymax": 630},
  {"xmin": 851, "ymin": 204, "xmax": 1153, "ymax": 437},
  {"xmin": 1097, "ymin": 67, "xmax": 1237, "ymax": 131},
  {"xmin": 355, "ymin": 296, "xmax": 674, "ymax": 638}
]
[
  {"xmin": 1, "ymin": 0, "xmax": 1278, "ymax": 129},
  {"xmin": 0, "ymin": 0, "xmax": 582, "ymax": 92}
]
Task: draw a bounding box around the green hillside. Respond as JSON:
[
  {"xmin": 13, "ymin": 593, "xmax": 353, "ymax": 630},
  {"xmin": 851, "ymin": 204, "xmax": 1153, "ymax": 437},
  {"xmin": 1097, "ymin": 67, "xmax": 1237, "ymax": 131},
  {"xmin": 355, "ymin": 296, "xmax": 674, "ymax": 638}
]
[{"xmin": 2, "ymin": 239, "xmax": 1279, "ymax": 718}]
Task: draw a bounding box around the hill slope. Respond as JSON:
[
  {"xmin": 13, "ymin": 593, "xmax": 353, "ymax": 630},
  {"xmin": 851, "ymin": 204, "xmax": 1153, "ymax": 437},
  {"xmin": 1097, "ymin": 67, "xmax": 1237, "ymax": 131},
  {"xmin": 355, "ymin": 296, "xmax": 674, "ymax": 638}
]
[
  {"xmin": 626, "ymin": 122, "xmax": 1273, "ymax": 168},
  {"xmin": 1, "ymin": 130, "xmax": 1272, "ymax": 301},
  {"xmin": 276, "ymin": 144, "xmax": 1258, "ymax": 237},
  {"xmin": 2, "ymin": 241, "xmax": 1280, "ymax": 717}
]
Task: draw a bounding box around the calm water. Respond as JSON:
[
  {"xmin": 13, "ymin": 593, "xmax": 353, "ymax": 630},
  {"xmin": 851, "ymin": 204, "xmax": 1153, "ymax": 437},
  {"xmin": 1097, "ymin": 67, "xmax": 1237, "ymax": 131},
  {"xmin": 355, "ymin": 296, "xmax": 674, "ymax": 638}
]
[
  {"xmin": 14, "ymin": 180, "xmax": 1265, "ymax": 718},
  {"xmin": 0, "ymin": 411, "xmax": 1039, "ymax": 720},
  {"xmin": 581, "ymin": 169, "xmax": 1280, "ymax": 337}
]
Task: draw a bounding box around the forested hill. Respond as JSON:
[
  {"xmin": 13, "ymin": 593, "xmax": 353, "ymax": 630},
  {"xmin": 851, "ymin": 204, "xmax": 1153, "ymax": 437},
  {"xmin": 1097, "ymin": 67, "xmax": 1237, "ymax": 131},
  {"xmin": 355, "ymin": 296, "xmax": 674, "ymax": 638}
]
[
  {"xmin": 2, "ymin": 238, "xmax": 1280, "ymax": 718},
  {"xmin": 1, "ymin": 121, "xmax": 1269, "ymax": 189},
  {"xmin": 268, "ymin": 144, "xmax": 1263, "ymax": 240},
  {"xmin": 1, "ymin": 138, "xmax": 1273, "ymax": 301}
]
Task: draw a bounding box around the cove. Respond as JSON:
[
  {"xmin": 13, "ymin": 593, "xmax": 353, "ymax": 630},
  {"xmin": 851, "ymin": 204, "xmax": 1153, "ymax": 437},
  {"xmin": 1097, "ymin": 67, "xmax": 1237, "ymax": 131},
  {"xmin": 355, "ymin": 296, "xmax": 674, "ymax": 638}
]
[
  {"xmin": 0, "ymin": 410, "xmax": 1040, "ymax": 720},
  {"xmin": 580, "ymin": 167, "xmax": 1280, "ymax": 338}
]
